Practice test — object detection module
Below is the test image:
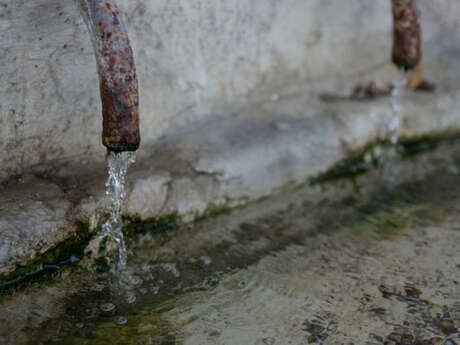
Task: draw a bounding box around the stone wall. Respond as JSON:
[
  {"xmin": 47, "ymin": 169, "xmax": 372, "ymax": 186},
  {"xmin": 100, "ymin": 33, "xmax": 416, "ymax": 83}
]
[
  {"xmin": 3, "ymin": 0, "xmax": 460, "ymax": 279},
  {"xmin": 2, "ymin": 0, "xmax": 459, "ymax": 181}
]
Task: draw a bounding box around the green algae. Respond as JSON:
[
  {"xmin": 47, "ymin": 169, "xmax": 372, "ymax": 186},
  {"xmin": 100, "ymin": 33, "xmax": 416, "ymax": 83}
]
[
  {"xmin": 0, "ymin": 225, "xmax": 91, "ymax": 294},
  {"xmin": 349, "ymin": 202, "xmax": 425, "ymax": 241},
  {"xmin": 312, "ymin": 134, "xmax": 460, "ymax": 184},
  {"xmin": 193, "ymin": 203, "xmax": 233, "ymax": 223},
  {"xmin": 5, "ymin": 138, "xmax": 460, "ymax": 344},
  {"xmin": 85, "ymin": 307, "xmax": 179, "ymax": 345},
  {"xmin": 0, "ymin": 214, "xmax": 181, "ymax": 292},
  {"xmin": 399, "ymin": 133, "xmax": 460, "ymax": 156},
  {"xmin": 3, "ymin": 133, "xmax": 460, "ymax": 295},
  {"xmin": 124, "ymin": 213, "xmax": 181, "ymax": 236},
  {"xmin": 43, "ymin": 306, "xmax": 180, "ymax": 345}
]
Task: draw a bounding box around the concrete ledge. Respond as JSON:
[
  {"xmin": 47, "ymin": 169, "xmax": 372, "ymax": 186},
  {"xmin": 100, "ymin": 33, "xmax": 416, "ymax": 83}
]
[{"xmin": 2, "ymin": 73, "xmax": 460, "ymax": 278}]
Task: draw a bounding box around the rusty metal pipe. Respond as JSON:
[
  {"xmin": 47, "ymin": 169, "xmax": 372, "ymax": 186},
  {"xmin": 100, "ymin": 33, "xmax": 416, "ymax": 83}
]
[
  {"xmin": 76, "ymin": 0, "xmax": 140, "ymax": 152},
  {"xmin": 391, "ymin": 0, "xmax": 422, "ymax": 71}
]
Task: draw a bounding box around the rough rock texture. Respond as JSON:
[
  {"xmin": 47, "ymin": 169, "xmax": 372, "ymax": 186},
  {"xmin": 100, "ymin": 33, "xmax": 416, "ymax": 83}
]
[
  {"xmin": 2, "ymin": 80, "xmax": 460, "ymax": 278},
  {"xmin": 0, "ymin": 177, "xmax": 76, "ymax": 277},
  {"xmin": 1, "ymin": 0, "xmax": 460, "ymax": 180},
  {"xmin": 2, "ymin": 1, "xmax": 460, "ymax": 278},
  {"xmin": 2, "ymin": 141, "xmax": 460, "ymax": 345}
]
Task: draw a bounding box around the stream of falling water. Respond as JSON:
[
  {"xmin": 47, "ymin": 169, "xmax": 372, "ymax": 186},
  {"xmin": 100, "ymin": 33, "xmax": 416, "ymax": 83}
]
[
  {"xmin": 382, "ymin": 71, "xmax": 408, "ymax": 186},
  {"xmin": 100, "ymin": 151, "xmax": 136, "ymax": 269},
  {"xmin": 389, "ymin": 71, "xmax": 407, "ymax": 144}
]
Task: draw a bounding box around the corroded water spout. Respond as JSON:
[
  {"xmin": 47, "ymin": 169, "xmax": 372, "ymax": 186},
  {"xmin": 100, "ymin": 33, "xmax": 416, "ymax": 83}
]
[
  {"xmin": 391, "ymin": 0, "xmax": 424, "ymax": 91},
  {"xmin": 77, "ymin": 0, "xmax": 140, "ymax": 152},
  {"xmin": 391, "ymin": 0, "xmax": 421, "ymax": 71}
]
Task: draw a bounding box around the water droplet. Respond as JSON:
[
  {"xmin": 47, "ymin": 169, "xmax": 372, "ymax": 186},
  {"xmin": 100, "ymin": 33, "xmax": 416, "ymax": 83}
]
[
  {"xmin": 275, "ymin": 122, "xmax": 290, "ymax": 131},
  {"xmin": 271, "ymin": 93, "xmax": 280, "ymax": 101},
  {"xmin": 126, "ymin": 294, "xmax": 136, "ymax": 304},
  {"xmin": 389, "ymin": 116, "xmax": 401, "ymax": 144},
  {"xmin": 160, "ymin": 263, "xmax": 180, "ymax": 277},
  {"xmin": 129, "ymin": 275, "xmax": 143, "ymax": 286},
  {"xmin": 69, "ymin": 254, "xmax": 80, "ymax": 263},
  {"xmin": 389, "ymin": 72, "xmax": 407, "ymax": 145},
  {"xmin": 444, "ymin": 340, "xmax": 458, "ymax": 345},
  {"xmin": 91, "ymin": 283, "xmax": 105, "ymax": 292},
  {"xmin": 140, "ymin": 264, "xmax": 150, "ymax": 272},
  {"xmin": 116, "ymin": 316, "xmax": 128, "ymax": 325},
  {"xmin": 200, "ymin": 256, "xmax": 212, "ymax": 265},
  {"xmin": 262, "ymin": 338, "xmax": 275, "ymax": 345},
  {"xmin": 100, "ymin": 303, "xmax": 116, "ymax": 312}
]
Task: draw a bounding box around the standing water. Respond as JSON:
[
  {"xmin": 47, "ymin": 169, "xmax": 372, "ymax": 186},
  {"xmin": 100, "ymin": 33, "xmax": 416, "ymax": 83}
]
[
  {"xmin": 3, "ymin": 139, "xmax": 460, "ymax": 345},
  {"xmin": 99, "ymin": 151, "xmax": 136, "ymax": 269}
]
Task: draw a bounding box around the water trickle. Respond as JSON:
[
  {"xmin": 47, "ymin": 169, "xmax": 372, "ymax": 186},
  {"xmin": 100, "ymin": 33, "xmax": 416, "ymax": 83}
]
[
  {"xmin": 200, "ymin": 256, "xmax": 212, "ymax": 265},
  {"xmin": 99, "ymin": 151, "xmax": 136, "ymax": 269},
  {"xmin": 116, "ymin": 316, "xmax": 128, "ymax": 326},
  {"xmin": 160, "ymin": 263, "xmax": 181, "ymax": 278},
  {"xmin": 100, "ymin": 302, "xmax": 116, "ymax": 312},
  {"xmin": 389, "ymin": 72, "xmax": 407, "ymax": 144},
  {"xmin": 126, "ymin": 293, "xmax": 137, "ymax": 304}
]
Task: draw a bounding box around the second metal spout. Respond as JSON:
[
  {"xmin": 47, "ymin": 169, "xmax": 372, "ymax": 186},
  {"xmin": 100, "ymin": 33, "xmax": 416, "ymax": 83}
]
[
  {"xmin": 77, "ymin": 0, "xmax": 140, "ymax": 152},
  {"xmin": 391, "ymin": 0, "xmax": 421, "ymax": 71}
]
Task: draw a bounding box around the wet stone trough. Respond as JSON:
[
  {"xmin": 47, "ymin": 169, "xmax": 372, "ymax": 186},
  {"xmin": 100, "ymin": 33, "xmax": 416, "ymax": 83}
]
[
  {"xmin": 1, "ymin": 138, "xmax": 460, "ymax": 345},
  {"xmin": 3, "ymin": 2, "xmax": 460, "ymax": 345}
]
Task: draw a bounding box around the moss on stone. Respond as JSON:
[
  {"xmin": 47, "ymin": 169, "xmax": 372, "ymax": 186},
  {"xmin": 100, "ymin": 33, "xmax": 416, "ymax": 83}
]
[
  {"xmin": 312, "ymin": 134, "xmax": 460, "ymax": 184},
  {"xmin": 398, "ymin": 134, "xmax": 460, "ymax": 156},
  {"xmin": 193, "ymin": 204, "xmax": 233, "ymax": 223},
  {"xmin": 123, "ymin": 213, "xmax": 181, "ymax": 236},
  {"xmin": 0, "ymin": 224, "xmax": 91, "ymax": 293},
  {"xmin": 311, "ymin": 141, "xmax": 387, "ymax": 184},
  {"xmin": 3, "ymin": 133, "xmax": 460, "ymax": 294}
]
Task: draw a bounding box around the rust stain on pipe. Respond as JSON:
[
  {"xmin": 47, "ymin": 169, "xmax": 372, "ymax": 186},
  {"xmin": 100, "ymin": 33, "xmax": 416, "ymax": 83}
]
[
  {"xmin": 391, "ymin": 0, "xmax": 421, "ymax": 70},
  {"xmin": 77, "ymin": 0, "xmax": 140, "ymax": 152}
]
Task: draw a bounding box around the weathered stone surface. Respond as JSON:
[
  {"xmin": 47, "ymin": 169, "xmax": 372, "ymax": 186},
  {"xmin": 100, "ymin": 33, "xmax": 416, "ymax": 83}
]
[
  {"xmin": 3, "ymin": 1, "xmax": 460, "ymax": 280},
  {"xmin": 2, "ymin": 82, "xmax": 460, "ymax": 278},
  {"xmin": 126, "ymin": 174, "xmax": 171, "ymax": 221},
  {"xmin": 2, "ymin": 141, "xmax": 460, "ymax": 345},
  {"xmin": 1, "ymin": 0, "xmax": 460, "ymax": 181},
  {"xmin": 0, "ymin": 176, "xmax": 75, "ymax": 277}
]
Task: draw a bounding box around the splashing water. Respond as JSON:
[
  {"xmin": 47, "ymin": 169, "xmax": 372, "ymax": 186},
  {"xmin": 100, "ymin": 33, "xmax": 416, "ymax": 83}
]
[
  {"xmin": 389, "ymin": 71, "xmax": 407, "ymax": 144},
  {"xmin": 381, "ymin": 71, "xmax": 408, "ymax": 187},
  {"xmin": 100, "ymin": 151, "xmax": 136, "ymax": 269}
]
